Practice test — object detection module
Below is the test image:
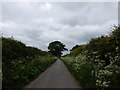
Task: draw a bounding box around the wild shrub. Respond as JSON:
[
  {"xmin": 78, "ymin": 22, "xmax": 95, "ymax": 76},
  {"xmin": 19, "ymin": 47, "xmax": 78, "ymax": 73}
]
[
  {"xmin": 2, "ymin": 37, "xmax": 56, "ymax": 89},
  {"xmin": 62, "ymin": 25, "xmax": 120, "ymax": 89}
]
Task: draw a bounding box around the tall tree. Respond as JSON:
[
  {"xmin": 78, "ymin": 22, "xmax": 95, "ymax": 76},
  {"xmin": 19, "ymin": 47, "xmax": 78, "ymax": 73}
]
[{"xmin": 48, "ymin": 41, "xmax": 68, "ymax": 57}]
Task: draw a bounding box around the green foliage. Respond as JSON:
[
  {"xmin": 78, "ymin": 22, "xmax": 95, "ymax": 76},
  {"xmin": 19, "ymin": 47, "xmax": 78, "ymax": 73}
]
[
  {"xmin": 68, "ymin": 45, "xmax": 86, "ymax": 57},
  {"xmin": 2, "ymin": 37, "xmax": 52, "ymax": 63},
  {"xmin": 87, "ymin": 36, "xmax": 112, "ymax": 65},
  {"xmin": 2, "ymin": 37, "xmax": 56, "ymax": 89},
  {"xmin": 3, "ymin": 37, "xmax": 26, "ymax": 62},
  {"xmin": 48, "ymin": 41, "xmax": 68, "ymax": 57},
  {"xmin": 2, "ymin": 56, "xmax": 56, "ymax": 89},
  {"xmin": 68, "ymin": 25, "xmax": 120, "ymax": 66},
  {"xmin": 62, "ymin": 25, "xmax": 120, "ymax": 89},
  {"xmin": 86, "ymin": 26, "xmax": 120, "ymax": 66},
  {"xmin": 62, "ymin": 55, "xmax": 120, "ymax": 89},
  {"xmin": 62, "ymin": 55, "xmax": 95, "ymax": 88},
  {"xmin": 70, "ymin": 45, "xmax": 79, "ymax": 51}
]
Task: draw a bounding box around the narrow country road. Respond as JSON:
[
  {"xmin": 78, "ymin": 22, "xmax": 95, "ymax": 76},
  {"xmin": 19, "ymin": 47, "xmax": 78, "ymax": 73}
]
[{"xmin": 25, "ymin": 59, "xmax": 81, "ymax": 88}]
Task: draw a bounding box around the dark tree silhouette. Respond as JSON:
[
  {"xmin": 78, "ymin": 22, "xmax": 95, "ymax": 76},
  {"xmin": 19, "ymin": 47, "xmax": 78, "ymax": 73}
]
[
  {"xmin": 48, "ymin": 41, "xmax": 68, "ymax": 57},
  {"xmin": 70, "ymin": 45, "xmax": 79, "ymax": 51}
]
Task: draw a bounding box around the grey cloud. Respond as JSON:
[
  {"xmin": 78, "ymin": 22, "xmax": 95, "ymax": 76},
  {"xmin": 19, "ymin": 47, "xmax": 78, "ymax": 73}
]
[
  {"xmin": 2, "ymin": 2, "xmax": 118, "ymax": 52},
  {"xmin": 58, "ymin": 2, "xmax": 118, "ymax": 27}
]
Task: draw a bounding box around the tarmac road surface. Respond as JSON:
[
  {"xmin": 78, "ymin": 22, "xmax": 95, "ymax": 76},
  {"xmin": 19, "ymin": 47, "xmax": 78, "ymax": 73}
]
[{"xmin": 25, "ymin": 59, "xmax": 81, "ymax": 88}]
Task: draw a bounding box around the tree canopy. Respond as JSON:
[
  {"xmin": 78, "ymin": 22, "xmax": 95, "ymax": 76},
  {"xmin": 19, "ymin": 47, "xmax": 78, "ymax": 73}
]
[{"xmin": 48, "ymin": 41, "xmax": 68, "ymax": 57}]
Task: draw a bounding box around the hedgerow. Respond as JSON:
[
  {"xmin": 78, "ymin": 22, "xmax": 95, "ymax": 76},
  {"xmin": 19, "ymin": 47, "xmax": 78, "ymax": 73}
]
[
  {"xmin": 2, "ymin": 37, "xmax": 56, "ymax": 89},
  {"xmin": 62, "ymin": 25, "xmax": 120, "ymax": 89}
]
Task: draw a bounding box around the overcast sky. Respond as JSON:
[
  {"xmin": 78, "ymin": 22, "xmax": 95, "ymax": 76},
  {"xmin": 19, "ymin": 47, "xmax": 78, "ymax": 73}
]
[{"xmin": 1, "ymin": 2, "xmax": 118, "ymax": 52}]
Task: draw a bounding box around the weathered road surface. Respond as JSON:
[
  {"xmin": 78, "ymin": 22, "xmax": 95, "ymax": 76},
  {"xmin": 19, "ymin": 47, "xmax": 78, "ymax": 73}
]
[{"xmin": 25, "ymin": 59, "xmax": 80, "ymax": 88}]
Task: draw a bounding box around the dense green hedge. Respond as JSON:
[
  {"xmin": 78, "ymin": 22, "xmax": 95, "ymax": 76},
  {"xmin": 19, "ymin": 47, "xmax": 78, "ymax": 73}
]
[
  {"xmin": 2, "ymin": 37, "xmax": 52, "ymax": 63},
  {"xmin": 62, "ymin": 55, "xmax": 120, "ymax": 89},
  {"xmin": 63, "ymin": 25, "xmax": 120, "ymax": 89},
  {"xmin": 3, "ymin": 56, "xmax": 56, "ymax": 89},
  {"xmin": 67, "ymin": 25, "xmax": 120, "ymax": 66},
  {"xmin": 2, "ymin": 37, "xmax": 56, "ymax": 89},
  {"xmin": 62, "ymin": 55, "xmax": 95, "ymax": 88}
]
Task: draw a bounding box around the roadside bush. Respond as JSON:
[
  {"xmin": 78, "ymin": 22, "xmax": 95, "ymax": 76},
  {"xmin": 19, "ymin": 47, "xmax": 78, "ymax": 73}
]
[
  {"xmin": 2, "ymin": 56, "xmax": 56, "ymax": 89},
  {"xmin": 62, "ymin": 55, "xmax": 120, "ymax": 89},
  {"xmin": 2, "ymin": 37, "xmax": 52, "ymax": 64},
  {"xmin": 62, "ymin": 54, "xmax": 95, "ymax": 88},
  {"xmin": 2, "ymin": 37, "xmax": 56, "ymax": 89},
  {"xmin": 62, "ymin": 25, "xmax": 120, "ymax": 89}
]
